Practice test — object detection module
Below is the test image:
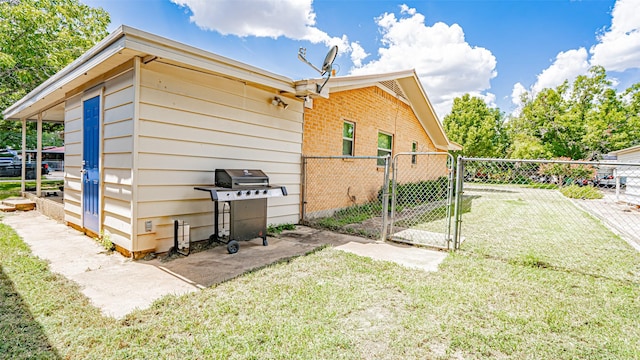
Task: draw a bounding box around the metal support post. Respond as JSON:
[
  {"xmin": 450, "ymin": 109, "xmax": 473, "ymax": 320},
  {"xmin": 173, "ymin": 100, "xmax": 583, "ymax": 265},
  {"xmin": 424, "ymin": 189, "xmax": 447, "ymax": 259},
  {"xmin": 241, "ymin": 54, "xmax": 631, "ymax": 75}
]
[{"xmin": 452, "ymin": 156, "xmax": 464, "ymax": 250}]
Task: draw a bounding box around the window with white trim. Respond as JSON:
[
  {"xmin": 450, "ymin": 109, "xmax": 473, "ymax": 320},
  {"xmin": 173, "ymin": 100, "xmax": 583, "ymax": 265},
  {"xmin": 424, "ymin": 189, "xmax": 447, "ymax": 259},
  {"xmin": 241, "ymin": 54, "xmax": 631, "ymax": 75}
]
[
  {"xmin": 377, "ymin": 132, "xmax": 392, "ymax": 166},
  {"xmin": 412, "ymin": 141, "xmax": 418, "ymax": 164},
  {"xmin": 342, "ymin": 121, "xmax": 354, "ymax": 156}
]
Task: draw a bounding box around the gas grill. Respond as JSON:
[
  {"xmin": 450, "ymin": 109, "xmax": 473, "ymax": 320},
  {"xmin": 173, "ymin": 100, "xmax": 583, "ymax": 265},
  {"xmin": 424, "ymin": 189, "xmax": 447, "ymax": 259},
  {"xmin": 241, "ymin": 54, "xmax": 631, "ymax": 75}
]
[{"xmin": 195, "ymin": 169, "xmax": 287, "ymax": 254}]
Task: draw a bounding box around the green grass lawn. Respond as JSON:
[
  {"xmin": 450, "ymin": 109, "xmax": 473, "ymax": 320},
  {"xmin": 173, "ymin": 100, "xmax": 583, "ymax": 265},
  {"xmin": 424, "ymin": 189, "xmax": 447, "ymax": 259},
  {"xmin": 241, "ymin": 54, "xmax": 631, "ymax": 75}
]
[
  {"xmin": 0, "ymin": 180, "xmax": 63, "ymax": 200},
  {"xmin": 1, "ymin": 183, "xmax": 639, "ymax": 359}
]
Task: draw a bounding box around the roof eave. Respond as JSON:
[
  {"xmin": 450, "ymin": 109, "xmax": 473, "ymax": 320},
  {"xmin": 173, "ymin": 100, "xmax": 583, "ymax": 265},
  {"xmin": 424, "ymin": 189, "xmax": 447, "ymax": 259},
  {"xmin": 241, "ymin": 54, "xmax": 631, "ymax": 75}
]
[
  {"xmin": 294, "ymin": 69, "xmax": 416, "ymax": 96},
  {"xmin": 610, "ymin": 144, "xmax": 640, "ymax": 156},
  {"xmin": 395, "ymin": 72, "xmax": 451, "ymax": 151},
  {"xmin": 297, "ymin": 70, "xmax": 455, "ymax": 151},
  {"xmin": 122, "ymin": 26, "xmax": 296, "ymax": 93},
  {"xmin": 2, "ymin": 26, "xmax": 128, "ymax": 120},
  {"xmin": 3, "ymin": 25, "xmax": 298, "ymax": 120}
]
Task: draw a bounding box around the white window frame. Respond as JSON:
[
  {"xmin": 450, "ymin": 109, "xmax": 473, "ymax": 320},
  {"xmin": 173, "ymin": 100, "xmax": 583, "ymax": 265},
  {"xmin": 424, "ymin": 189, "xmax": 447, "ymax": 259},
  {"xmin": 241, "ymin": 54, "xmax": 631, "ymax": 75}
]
[
  {"xmin": 342, "ymin": 121, "xmax": 355, "ymax": 156},
  {"xmin": 411, "ymin": 141, "xmax": 418, "ymax": 164},
  {"xmin": 377, "ymin": 131, "xmax": 393, "ymax": 166}
]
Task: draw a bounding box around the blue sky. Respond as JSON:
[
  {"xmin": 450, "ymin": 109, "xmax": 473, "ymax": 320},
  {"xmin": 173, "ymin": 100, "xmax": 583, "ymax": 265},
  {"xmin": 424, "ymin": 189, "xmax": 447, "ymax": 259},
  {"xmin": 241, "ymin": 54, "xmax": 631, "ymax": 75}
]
[{"xmin": 81, "ymin": 0, "xmax": 640, "ymax": 119}]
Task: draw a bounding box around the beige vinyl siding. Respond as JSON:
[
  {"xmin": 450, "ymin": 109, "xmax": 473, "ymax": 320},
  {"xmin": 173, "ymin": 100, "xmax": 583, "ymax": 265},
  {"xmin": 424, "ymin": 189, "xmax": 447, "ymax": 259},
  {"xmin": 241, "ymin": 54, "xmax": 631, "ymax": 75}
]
[
  {"xmin": 137, "ymin": 61, "xmax": 302, "ymax": 252},
  {"xmin": 617, "ymin": 151, "xmax": 640, "ymax": 206},
  {"xmin": 63, "ymin": 95, "xmax": 82, "ymax": 227},
  {"xmin": 101, "ymin": 70, "xmax": 135, "ymax": 249},
  {"xmin": 64, "ymin": 70, "xmax": 135, "ymax": 248}
]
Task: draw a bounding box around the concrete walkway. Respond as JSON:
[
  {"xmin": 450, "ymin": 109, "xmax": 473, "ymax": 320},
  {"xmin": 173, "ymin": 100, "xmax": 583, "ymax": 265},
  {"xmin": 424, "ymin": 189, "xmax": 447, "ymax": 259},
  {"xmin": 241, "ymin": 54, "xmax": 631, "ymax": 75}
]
[
  {"xmin": 1, "ymin": 211, "xmax": 447, "ymax": 319},
  {"xmin": 2, "ymin": 211, "xmax": 199, "ymax": 319},
  {"xmin": 573, "ymin": 191, "xmax": 640, "ymax": 251}
]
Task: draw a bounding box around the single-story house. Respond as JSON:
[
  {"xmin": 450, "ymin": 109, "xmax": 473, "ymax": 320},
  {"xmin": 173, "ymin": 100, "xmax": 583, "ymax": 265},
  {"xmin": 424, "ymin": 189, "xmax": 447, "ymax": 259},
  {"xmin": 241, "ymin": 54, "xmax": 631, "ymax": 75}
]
[
  {"xmin": 610, "ymin": 145, "xmax": 640, "ymax": 206},
  {"xmin": 300, "ymin": 71, "xmax": 460, "ymax": 216},
  {"xmin": 3, "ymin": 25, "xmax": 459, "ymax": 257},
  {"xmin": 3, "ymin": 26, "xmax": 303, "ymax": 256}
]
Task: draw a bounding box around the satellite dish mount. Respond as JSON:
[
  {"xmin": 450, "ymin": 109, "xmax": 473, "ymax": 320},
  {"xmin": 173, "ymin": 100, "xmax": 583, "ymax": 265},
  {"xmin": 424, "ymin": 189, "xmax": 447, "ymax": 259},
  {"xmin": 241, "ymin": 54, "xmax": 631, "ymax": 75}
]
[{"xmin": 298, "ymin": 45, "xmax": 338, "ymax": 93}]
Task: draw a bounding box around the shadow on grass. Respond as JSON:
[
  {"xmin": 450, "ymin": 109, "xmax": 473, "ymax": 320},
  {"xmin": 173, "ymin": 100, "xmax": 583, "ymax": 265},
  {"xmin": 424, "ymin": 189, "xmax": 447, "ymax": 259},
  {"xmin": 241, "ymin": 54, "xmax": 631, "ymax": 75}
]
[
  {"xmin": 463, "ymin": 186, "xmax": 517, "ymax": 193},
  {"xmin": 304, "ymin": 195, "xmax": 481, "ymax": 239},
  {"xmin": 395, "ymin": 194, "xmax": 479, "ymax": 227},
  {"xmin": 0, "ymin": 264, "xmax": 60, "ymax": 359},
  {"xmin": 467, "ymin": 251, "xmax": 640, "ymax": 286}
]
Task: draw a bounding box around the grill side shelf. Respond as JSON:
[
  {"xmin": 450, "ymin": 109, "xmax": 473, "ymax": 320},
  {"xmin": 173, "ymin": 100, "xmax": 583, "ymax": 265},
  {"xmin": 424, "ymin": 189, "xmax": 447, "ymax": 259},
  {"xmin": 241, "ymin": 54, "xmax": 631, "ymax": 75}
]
[{"xmin": 194, "ymin": 186, "xmax": 222, "ymax": 201}]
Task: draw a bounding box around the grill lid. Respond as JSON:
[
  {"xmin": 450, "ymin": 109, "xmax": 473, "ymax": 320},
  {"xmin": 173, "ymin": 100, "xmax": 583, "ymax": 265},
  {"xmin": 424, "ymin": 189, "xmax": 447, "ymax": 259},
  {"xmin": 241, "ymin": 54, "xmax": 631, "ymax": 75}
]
[{"xmin": 215, "ymin": 169, "xmax": 269, "ymax": 188}]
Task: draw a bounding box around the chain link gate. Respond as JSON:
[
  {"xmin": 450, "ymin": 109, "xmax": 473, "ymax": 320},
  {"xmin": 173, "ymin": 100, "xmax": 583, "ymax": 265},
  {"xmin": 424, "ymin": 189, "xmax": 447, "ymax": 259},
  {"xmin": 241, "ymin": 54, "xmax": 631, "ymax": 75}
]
[{"xmin": 385, "ymin": 152, "xmax": 456, "ymax": 250}]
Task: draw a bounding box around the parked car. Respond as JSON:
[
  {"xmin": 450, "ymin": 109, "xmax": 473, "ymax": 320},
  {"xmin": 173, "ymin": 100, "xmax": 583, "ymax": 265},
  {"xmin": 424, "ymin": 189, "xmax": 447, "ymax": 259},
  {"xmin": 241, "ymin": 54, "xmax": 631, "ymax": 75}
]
[
  {"xmin": 0, "ymin": 162, "xmax": 49, "ymax": 179},
  {"xmin": 593, "ymin": 174, "xmax": 626, "ymax": 188},
  {"xmin": 0, "ymin": 150, "xmax": 50, "ymax": 179},
  {"xmin": 573, "ymin": 178, "xmax": 592, "ymax": 187}
]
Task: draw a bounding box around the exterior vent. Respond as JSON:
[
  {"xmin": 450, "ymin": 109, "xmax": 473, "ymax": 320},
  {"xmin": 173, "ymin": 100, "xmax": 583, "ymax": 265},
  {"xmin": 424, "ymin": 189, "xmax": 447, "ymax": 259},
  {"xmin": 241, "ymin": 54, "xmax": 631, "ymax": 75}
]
[{"xmin": 379, "ymin": 80, "xmax": 408, "ymax": 101}]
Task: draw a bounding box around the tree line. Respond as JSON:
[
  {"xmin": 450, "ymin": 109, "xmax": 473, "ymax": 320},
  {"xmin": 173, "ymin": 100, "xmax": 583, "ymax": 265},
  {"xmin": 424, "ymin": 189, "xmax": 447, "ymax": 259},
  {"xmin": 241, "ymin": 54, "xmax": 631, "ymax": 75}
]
[{"xmin": 444, "ymin": 66, "xmax": 640, "ymax": 160}]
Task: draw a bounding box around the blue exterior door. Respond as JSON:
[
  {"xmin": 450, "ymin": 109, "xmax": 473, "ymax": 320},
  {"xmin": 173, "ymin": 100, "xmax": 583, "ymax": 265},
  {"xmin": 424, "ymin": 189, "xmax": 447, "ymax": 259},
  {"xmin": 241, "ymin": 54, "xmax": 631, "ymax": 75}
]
[{"xmin": 82, "ymin": 96, "xmax": 100, "ymax": 233}]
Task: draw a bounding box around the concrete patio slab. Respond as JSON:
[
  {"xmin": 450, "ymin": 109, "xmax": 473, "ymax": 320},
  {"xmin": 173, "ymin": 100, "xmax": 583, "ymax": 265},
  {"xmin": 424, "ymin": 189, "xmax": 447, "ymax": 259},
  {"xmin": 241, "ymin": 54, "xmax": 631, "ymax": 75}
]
[
  {"xmin": 335, "ymin": 241, "xmax": 448, "ymax": 272},
  {"xmin": 1, "ymin": 210, "xmax": 448, "ymax": 319}
]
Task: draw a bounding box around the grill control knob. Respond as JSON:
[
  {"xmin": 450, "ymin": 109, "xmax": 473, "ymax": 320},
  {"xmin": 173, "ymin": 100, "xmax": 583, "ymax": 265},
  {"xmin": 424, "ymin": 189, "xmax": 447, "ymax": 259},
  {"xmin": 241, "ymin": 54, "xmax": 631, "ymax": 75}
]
[
  {"xmin": 263, "ymin": 190, "xmax": 268, "ymax": 194},
  {"xmin": 246, "ymin": 191, "xmax": 251, "ymax": 195},
  {"xmin": 237, "ymin": 191, "xmax": 242, "ymax": 196},
  {"xmin": 255, "ymin": 190, "xmax": 260, "ymax": 195}
]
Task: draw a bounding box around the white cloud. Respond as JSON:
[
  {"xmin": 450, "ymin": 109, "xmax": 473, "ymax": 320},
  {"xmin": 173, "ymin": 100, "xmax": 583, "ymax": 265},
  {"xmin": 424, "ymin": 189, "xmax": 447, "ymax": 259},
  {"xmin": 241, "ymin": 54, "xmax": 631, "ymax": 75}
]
[
  {"xmin": 508, "ymin": 48, "xmax": 589, "ymax": 115},
  {"xmin": 590, "ymin": 0, "xmax": 640, "ymax": 72},
  {"xmin": 170, "ymin": 0, "xmax": 351, "ymax": 50},
  {"xmin": 510, "ymin": 82, "xmax": 528, "ymax": 116},
  {"xmin": 510, "ymin": 0, "xmax": 640, "ymax": 113},
  {"xmin": 349, "ymin": 42, "xmax": 368, "ymax": 68},
  {"xmin": 532, "ymin": 48, "xmax": 590, "ymax": 94},
  {"xmin": 349, "ymin": 6, "xmax": 497, "ymax": 118}
]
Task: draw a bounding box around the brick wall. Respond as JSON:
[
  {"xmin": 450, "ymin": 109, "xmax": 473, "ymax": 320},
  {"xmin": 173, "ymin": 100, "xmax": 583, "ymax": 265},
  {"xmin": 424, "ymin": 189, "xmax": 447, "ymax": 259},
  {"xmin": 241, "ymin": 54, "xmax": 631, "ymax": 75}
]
[
  {"xmin": 302, "ymin": 86, "xmax": 450, "ymax": 215},
  {"xmin": 303, "ymin": 86, "xmax": 439, "ymax": 156}
]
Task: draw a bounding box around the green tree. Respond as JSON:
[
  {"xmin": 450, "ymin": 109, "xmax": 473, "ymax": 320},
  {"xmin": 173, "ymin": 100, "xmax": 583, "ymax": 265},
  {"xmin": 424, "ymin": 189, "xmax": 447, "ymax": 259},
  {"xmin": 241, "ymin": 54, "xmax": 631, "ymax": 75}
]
[
  {"xmin": 508, "ymin": 66, "xmax": 638, "ymax": 160},
  {"xmin": 0, "ymin": 0, "xmax": 109, "ymax": 148},
  {"xmin": 443, "ymin": 94, "xmax": 506, "ymax": 157},
  {"xmin": 506, "ymin": 86, "xmax": 568, "ymax": 159},
  {"xmin": 582, "ymin": 87, "xmax": 629, "ymax": 158},
  {"xmin": 620, "ymin": 83, "xmax": 640, "ymax": 149},
  {"xmin": 506, "ymin": 132, "xmax": 549, "ymax": 159}
]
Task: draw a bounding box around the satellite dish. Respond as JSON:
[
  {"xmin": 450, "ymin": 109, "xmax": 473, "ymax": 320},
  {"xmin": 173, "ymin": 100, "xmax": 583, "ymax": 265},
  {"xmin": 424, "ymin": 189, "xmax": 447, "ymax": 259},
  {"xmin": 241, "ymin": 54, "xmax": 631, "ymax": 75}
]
[
  {"xmin": 320, "ymin": 45, "xmax": 338, "ymax": 75},
  {"xmin": 297, "ymin": 45, "xmax": 339, "ymax": 93}
]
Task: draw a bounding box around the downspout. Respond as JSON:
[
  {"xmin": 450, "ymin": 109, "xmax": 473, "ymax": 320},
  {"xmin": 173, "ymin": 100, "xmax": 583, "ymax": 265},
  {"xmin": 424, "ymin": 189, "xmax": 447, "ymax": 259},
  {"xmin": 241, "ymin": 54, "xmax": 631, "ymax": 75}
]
[{"xmin": 130, "ymin": 56, "xmax": 142, "ymax": 258}]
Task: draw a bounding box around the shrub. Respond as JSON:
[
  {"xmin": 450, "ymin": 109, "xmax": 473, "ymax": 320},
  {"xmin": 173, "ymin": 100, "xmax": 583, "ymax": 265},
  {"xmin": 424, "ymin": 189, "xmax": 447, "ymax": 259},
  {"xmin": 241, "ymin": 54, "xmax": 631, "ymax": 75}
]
[
  {"xmin": 378, "ymin": 176, "xmax": 450, "ymax": 207},
  {"xmin": 560, "ymin": 184, "xmax": 603, "ymax": 200},
  {"xmin": 267, "ymin": 223, "xmax": 297, "ymax": 235}
]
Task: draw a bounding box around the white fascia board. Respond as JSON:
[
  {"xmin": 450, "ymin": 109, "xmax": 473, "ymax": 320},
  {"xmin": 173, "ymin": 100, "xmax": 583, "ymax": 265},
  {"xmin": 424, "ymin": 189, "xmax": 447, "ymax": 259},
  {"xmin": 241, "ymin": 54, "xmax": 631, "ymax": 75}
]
[
  {"xmin": 3, "ymin": 26, "xmax": 125, "ymax": 119},
  {"xmin": 294, "ymin": 70, "xmax": 416, "ymax": 99},
  {"xmin": 3, "ymin": 37, "xmax": 127, "ymax": 120},
  {"xmin": 123, "ymin": 28, "xmax": 296, "ymax": 94},
  {"xmin": 396, "ymin": 74, "xmax": 450, "ymax": 150},
  {"xmin": 326, "ymin": 69, "xmax": 415, "ymax": 88},
  {"xmin": 610, "ymin": 144, "xmax": 640, "ymax": 156},
  {"xmin": 3, "ymin": 24, "xmax": 300, "ymax": 120},
  {"xmin": 296, "ymin": 69, "xmax": 415, "ymax": 94}
]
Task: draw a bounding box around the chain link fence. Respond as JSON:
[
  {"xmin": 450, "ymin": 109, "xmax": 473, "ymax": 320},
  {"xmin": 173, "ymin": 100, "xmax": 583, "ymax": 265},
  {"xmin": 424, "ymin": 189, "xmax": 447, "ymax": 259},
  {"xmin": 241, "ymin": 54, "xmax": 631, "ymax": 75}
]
[
  {"xmin": 301, "ymin": 156, "xmax": 390, "ymax": 239},
  {"xmin": 453, "ymin": 158, "xmax": 640, "ymax": 254},
  {"xmin": 301, "ymin": 155, "xmax": 640, "ymax": 255},
  {"xmin": 387, "ymin": 152, "xmax": 455, "ymax": 250}
]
